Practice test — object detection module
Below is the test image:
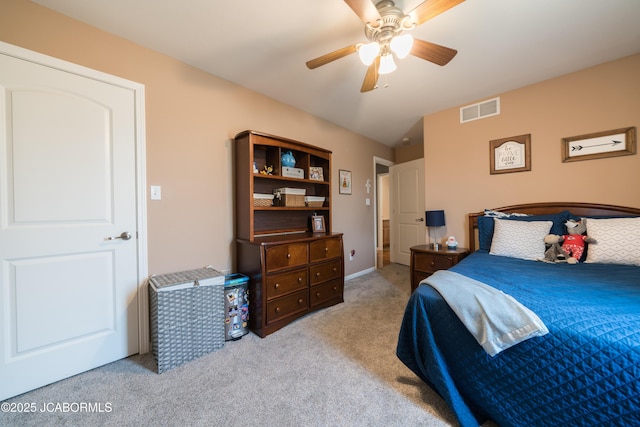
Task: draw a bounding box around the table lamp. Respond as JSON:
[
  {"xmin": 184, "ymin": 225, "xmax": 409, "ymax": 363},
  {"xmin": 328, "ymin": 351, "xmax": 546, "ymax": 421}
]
[{"xmin": 425, "ymin": 210, "xmax": 445, "ymax": 249}]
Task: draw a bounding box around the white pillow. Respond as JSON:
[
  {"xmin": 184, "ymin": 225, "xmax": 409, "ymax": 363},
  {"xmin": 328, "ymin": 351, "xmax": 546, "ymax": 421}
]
[
  {"xmin": 490, "ymin": 218, "xmax": 553, "ymax": 260},
  {"xmin": 584, "ymin": 217, "xmax": 640, "ymax": 266}
]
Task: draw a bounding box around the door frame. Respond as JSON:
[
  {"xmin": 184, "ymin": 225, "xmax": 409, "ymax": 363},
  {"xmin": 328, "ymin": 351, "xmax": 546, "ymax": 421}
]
[
  {"xmin": 373, "ymin": 156, "xmax": 394, "ymax": 269},
  {"xmin": 0, "ymin": 41, "xmax": 150, "ymax": 353}
]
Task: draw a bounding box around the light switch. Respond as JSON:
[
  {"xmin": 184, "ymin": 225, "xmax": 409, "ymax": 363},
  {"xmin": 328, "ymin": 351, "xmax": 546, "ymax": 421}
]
[
  {"xmin": 150, "ymin": 185, "xmax": 162, "ymax": 200},
  {"xmin": 365, "ymin": 198, "xmax": 371, "ymax": 206}
]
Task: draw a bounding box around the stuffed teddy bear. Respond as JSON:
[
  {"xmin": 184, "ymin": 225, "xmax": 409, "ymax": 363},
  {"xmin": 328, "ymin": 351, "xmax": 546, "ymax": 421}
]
[{"xmin": 544, "ymin": 219, "xmax": 596, "ymax": 264}]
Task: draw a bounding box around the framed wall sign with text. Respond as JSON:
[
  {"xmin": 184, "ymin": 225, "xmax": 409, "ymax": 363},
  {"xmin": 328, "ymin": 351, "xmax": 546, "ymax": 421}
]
[{"xmin": 489, "ymin": 134, "xmax": 531, "ymax": 174}]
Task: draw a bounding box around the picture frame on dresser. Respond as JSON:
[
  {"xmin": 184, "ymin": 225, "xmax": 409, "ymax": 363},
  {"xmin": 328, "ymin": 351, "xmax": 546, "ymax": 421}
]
[{"xmin": 312, "ymin": 215, "xmax": 326, "ymax": 233}]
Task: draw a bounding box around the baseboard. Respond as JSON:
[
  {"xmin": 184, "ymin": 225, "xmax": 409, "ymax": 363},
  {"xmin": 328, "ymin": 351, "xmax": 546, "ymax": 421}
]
[{"xmin": 345, "ymin": 267, "xmax": 376, "ymax": 281}]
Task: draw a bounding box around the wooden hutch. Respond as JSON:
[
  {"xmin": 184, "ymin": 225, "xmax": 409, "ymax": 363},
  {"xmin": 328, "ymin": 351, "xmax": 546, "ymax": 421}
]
[{"xmin": 234, "ymin": 130, "xmax": 344, "ymax": 337}]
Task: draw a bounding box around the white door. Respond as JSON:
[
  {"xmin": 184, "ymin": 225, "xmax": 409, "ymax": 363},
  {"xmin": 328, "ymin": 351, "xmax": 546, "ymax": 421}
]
[
  {"xmin": 0, "ymin": 46, "xmax": 141, "ymax": 400},
  {"xmin": 390, "ymin": 158, "xmax": 425, "ymax": 265}
]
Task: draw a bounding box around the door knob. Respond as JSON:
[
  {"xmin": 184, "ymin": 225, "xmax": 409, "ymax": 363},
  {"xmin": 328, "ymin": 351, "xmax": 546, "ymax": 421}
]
[
  {"xmin": 107, "ymin": 232, "xmax": 132, "ymax": 241},
  {"xmin": 415, "ymin": 217, "xmax": 424, "ymax": 222}
]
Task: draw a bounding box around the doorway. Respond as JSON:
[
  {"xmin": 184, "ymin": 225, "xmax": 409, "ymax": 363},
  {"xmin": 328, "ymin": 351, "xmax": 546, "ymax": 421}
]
[{"xmin": 374, "ymin": 157, "xmax": 393, "ymax": 269}]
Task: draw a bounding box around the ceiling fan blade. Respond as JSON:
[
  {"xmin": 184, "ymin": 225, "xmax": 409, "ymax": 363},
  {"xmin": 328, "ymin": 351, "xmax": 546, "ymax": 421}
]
[
  {"xmin": 407, "ymin": 0, "xmax": 465, "ymax": 26},
  {"xmin": 361, "ymin": 56, "xmax": 380, "ymax": 92},
  {"xmin": 306, "ymin": 44, "xmax": 358, "ymax": 69},
  {"xmin": 344, "ymin": 0, "xmax": 381, "ymax": 25},
  {"xmin": 410, "ymin": 38, "xmax": 457, "ymax": 66}
]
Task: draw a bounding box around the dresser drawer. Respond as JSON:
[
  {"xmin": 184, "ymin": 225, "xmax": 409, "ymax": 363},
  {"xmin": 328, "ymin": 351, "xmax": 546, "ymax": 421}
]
[
  {"xmin": 266, "ymin": 290, "xmax": 308, "ymax": 325},
  {"xmin": 414, "ymin": 252, "xmax": 454, "ymax": 274},
  {"xmin": 265, "ymin": 268, "xmax": 307, "ymax": 300},
  {"xmin": 309, "ymin": 259, "xmax": 341, "ymax": 286},
  {"xmin": 310, "ymin": 279, "xmax": 342, "ymax": 308},
  {"xmin": 265, "ymin": 243, "xmax": 308, "ymax": 272},
  {"xmin": 309, "ymin": 237, "xmax": 342, "ymax": 262}
]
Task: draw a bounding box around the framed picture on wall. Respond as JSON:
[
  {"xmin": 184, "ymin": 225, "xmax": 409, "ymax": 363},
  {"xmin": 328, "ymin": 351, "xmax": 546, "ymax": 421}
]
[
  {"xmin": 489, "ymin": 134, "xmax": 531, "ymax": 174},
  {"xmin": 339, "ymin": 169, "xmax": 352, "ymax": 194},
  {"xmin": 561, "ymin": 127, "xmax": 636, "ymax": 162}
]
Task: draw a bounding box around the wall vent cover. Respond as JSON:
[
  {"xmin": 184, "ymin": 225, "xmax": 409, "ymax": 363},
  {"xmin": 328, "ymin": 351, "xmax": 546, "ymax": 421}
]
[{"xmin": 460, "ymin": 97, "xmax": 500, "ymax": 123}]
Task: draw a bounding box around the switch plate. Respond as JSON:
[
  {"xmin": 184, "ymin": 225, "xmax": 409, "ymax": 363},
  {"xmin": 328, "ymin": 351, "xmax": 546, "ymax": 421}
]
[
  {"xmin": 150, "ymin": 185, "xmax": 161, "ymax": 200},
  {"xmin": 365, "ymin": 198, "xmax": 371, "ymax": 206}
]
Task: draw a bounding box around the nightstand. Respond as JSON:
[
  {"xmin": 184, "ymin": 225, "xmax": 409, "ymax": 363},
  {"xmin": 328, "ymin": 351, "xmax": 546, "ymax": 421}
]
[{"xmin": 410, "ymin": 245, "xmax": 470, "ymax": 293}]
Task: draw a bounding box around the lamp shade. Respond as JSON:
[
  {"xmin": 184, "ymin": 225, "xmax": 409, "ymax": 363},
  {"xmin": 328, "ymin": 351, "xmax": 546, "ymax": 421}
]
[{"xmin": 425, "ymin": 210, "xmax": 445, "ymax": 227}]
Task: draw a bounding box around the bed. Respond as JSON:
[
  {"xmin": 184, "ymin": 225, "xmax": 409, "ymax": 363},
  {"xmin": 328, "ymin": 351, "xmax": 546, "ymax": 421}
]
[{"xmin": 396, "ymin": 202, "xmax": 640, "ymax": 427}]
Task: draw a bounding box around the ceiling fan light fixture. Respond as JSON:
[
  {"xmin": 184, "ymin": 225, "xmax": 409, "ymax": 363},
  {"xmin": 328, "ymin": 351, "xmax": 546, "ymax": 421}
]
[
  {"xmin": 390, "ymin": 33, "xmax": 413, "ymax": 59},
  {"xmin": 358, "ymin": 41, "xmax": 380, "ymax": 65},
  {"xmin": 378, "ymin": 53, "xmax": 397, "ymax": 75}
]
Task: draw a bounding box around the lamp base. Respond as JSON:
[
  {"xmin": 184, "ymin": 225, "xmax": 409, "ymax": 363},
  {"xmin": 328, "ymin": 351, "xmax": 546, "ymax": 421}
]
[{"xmin": 431, "ymin": 243, "xmax": 441, "ymax": 250}]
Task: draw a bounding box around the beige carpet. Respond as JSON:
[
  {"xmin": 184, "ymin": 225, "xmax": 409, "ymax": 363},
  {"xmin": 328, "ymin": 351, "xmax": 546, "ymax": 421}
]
[{"xmin": 0, "ymin": 263, "xmax": 461, "ymax": 427}]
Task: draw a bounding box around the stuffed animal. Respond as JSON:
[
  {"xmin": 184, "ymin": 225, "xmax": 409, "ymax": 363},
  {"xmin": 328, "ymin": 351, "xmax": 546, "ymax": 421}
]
[
  {"xmin": 543, "ymin": 234, "xmax": 569, "ymax": 263},
  {"xmin": 544, "ymin": 219, "xmax": 596, "ymax": 264}
]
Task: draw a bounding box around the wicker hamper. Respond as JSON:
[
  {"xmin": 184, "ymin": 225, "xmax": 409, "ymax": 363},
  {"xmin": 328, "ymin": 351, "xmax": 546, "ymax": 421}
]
[{"xmin": 149, "ymin": 267, "xmax": 225, "ymax": 373}]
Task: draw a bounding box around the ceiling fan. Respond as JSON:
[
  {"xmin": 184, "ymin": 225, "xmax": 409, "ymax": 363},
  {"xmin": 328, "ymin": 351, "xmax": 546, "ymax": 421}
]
[{"xmin": 306, "ymin": 0, "xmax": 465, "ymax": 92}]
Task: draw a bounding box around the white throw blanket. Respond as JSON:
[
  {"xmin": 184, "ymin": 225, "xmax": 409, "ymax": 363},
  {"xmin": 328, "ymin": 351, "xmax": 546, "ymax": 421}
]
[{"xmin": 422, "ymin": 270, "xmax": 549, "ymax": 357}]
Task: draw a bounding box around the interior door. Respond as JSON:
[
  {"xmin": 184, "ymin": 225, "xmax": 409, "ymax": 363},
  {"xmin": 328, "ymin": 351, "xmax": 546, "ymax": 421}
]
[
  {"xmin": 390, "ymin": 158, "xmax": 426, "ymax": 265},
  {"xmin": 0, "ymin": 48, "xmax": 140, "ymax": 400}
]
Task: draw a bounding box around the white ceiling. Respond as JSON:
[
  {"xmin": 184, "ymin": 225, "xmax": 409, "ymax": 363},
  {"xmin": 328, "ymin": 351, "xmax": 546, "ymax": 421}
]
[{"xmin": 32, "ymin": 0, "xmax": 640, "ymax": 147}]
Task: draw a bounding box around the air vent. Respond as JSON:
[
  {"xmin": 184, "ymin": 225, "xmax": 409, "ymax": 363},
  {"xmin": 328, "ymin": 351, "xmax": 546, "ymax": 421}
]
[{"xmin": 460, "ymin": 97, "xmax": 500, "ymax": 123}]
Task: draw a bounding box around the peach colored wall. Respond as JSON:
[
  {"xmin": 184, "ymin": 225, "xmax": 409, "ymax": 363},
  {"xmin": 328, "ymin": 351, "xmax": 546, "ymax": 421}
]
[
  {"xmin": 424, "ymin": 54, "xmax": 640, "ymax": 248},
  {"xmin": 0, "ymin": 0, "xmax": 393, "ymax": 276}
]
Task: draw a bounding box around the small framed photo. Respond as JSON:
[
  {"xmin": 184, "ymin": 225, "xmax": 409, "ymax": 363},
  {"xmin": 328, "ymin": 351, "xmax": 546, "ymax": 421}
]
[
  {"xmin": 309, "ymin": 166, "xmax": 324, "ymax": 181},
  {"xmin": 561, "ymin": 127, "xmax": 636, "ymax": 162},
  {"xmin": 339, "ymin": 169, "xmax": 352, "ymax": 194},
  {"xmin": 312, "ymin": 215, "xmax": 326, "ymax": 233},
  {"xmin": 489, "ymin": 134, "xmax": 531, "ymax": 174}
]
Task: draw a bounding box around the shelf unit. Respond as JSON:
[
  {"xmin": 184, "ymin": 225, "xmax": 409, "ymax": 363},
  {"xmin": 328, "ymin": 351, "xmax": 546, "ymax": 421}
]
[
  {"xmin": 234, "ymin": 130, "xmax": 344, "ymax": 337},
  {"xmin": 234, "ymin": 130, "xmax": 332, "ymax": 240}
]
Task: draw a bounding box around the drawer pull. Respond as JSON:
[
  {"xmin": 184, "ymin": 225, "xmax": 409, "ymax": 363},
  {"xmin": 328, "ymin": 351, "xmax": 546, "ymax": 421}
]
[
  {"xmin": 287, "ymin": 253, "xmax": 291, "ymax": 259},
  {"xmin": 275, "ymin": 307, "xmax": 281, "ymax": 313},
  {"xmin": 431, "ymin": 261, "xmax": 435, "ymax": 267},
  {"xmin": 316, "ymin": 272, "xmax": 321, "ymax": 278},
  {"xmin": 298, "ymin": 298, "xmax": 304, "ymax": 305},
  {"xmin": 316, "ymin": 292, "xmax": 321, "ymax": 297},
  {"xmin": 333, "ymin": 286, "xmax": 337, "ymax": 291},
  {"xmin": 324, "ymin": 247, "xmax": 328, "ymax": 252},
  {"xmin": 274, "ymin": 283, "xmax": 280, "ymax": 289},
  {"xmin": 332, "ymin": 267, "xmax": 337, "ymax": 272},
  {"xmin": 298, "ymin": 277, "xmax": 302, "ymax": 283}
]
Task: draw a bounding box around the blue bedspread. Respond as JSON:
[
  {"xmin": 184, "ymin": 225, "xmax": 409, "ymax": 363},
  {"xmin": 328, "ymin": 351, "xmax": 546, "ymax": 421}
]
[{"xmin": 396, "ymin": 251, "xmax": 640, "ymax": 427}]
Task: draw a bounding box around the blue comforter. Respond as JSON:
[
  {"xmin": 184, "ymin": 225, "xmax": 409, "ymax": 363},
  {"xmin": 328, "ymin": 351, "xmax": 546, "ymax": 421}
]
[{"xmin": 396, "ymin": 251, "xmax": 640, "ymax": 427}]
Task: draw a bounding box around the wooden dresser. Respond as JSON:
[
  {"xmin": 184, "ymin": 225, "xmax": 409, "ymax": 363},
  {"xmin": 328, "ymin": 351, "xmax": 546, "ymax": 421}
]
[
  {"xmin": 237, "ymin": 234, "xmax": 344, "ymax": 337},
  {"xmin": 234, "ymin": 130, "xmax": 344, "ymax": 337}
]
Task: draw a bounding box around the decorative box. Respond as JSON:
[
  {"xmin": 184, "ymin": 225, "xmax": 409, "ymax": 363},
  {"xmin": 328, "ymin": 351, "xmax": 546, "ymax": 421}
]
[
  {"xmin": 148, "ymin": 267, "xmax": 225, "ymax": 373},
  {"xmin": 282, "ymin": 166, "xmax": 304, "ymax": 179},
  {"xmin": 273, "ymin": 187, "xmax": 306, "ymax": 207}
]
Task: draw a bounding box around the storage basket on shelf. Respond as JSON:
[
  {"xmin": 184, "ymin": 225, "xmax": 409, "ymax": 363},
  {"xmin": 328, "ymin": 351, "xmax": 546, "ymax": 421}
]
[
  {"xmin": 273, "ymin": 187, "xmax": 306, "ymax": 207},
  {"xmin": 305, "ymin": 196, "xmax": 325, "ymax": 207},
  {"xmin": 148, "ymin": 267, "xmax": 225, "ymax": 373},
  {"xmin": 253, "ymin": 193, "xmax": 273, "ymax": 207}
]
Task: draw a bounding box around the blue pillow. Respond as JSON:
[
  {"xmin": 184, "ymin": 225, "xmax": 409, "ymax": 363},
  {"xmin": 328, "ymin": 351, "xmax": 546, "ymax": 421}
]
[{"xmin": 477, "ymin": 210, "xmax": 572, "ymax": 252}]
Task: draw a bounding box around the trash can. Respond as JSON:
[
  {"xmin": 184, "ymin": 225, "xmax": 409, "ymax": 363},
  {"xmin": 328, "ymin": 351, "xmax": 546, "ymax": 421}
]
[{"xmin": 224, "ymin": 274, "xmax": 250, "ymax": 340}]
